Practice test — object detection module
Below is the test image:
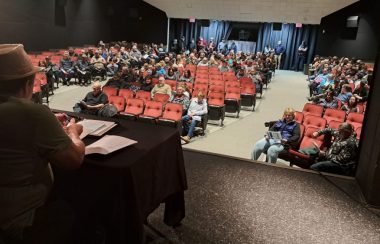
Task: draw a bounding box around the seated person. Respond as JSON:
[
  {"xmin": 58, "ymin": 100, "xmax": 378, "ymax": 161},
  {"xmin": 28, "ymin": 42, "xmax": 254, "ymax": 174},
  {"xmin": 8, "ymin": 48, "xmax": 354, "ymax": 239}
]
[
  {"xmin": 318, "ymin": 91, "xmax": 338, "ymax": 109},
  {"xmin": 74, "ymin": 82, "xmax": 108, "ymax": 115},
  {"xmin": 0, "ymin": 44, "xmax": 85, "ymax": 243},
  {"xmin": 74, "ymin": 55, "xmax": 91, "ymax": 85},
  {"xmin": 310, "ymin": 123, "xmax": 358, "ymax": 175},
  {"xmin": 151, "ymin": 76, "xmax": 172, "ymax": 98},
  {"xmin": 341, "ymin": 96, "xmax": 359, "ymax": 113},
  {"xmin": 106, "ymin": 58, "xmax": 119, "ymax": 77},
  {"xmin": 59, "ymin": 51, "xmax": 75, "ymax": 86},
  {"xmin": 181, "ymin": 92, "xmax": 208, "ymax": 143},
  {"xmin": 353, "ymin": 79, "xmax": 369, "ymax": 102},
  {"xmin": 335, "ymin": 84, "xmax": 352, "ymax": 103},
  {"xmin": 197, "ymin": 57, "xmax": 209, "ymax": 67},
  {"xmin": 178, "ymin": 70, "xmax": 194, "ymax": 83},
  {"xmin": 90, "ymin": 50, "xmax": 106, "ymax": 79},
  {"xmin": 165, "ymin": 68, "xmax": 177, "ymax": 81},
  {"xmin": 140, "ymin": 76, "xmax": 154, "ymax": 92},
  {"xmin": 251, "ymin": 108, "xmax": 301, "ymax": 163},
  {"xmin": 170, "ymin": 85, "xmax": 190, "ymax": 114},
  {"xmin": 104, "ymin": 72, "xmax": 123, "ymax": 89}
]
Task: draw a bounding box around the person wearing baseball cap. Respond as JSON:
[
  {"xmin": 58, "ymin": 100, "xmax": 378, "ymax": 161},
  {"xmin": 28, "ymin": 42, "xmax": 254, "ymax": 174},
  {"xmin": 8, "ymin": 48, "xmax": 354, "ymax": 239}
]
[
  {"xmin": 310, "ymin": 122, "xmax": 358, "ymax": 175},
  {"xmin": 0, "ymin": 44, "xmax": 85, "ymax": 242}
]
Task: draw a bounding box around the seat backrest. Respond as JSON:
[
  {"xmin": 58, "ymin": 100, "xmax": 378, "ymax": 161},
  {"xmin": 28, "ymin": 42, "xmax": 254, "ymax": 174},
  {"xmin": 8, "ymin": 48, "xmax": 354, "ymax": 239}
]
[
  {"xmin": 102, "ymin": 86, "xmax": 118, "ymax": 97},
  {"xmin": 108, "ymin": 95, "xmax": 125, "ymax": 112},
  {"xmin": 33, "ymin": 79, "xmax": 41, "ymax": 93},
  {"xmin": 35, "ymin": 72, "xmax": 47, "ymax": 86},
  {"xmin": 225, "ymin": 81, "xmax": 240, "ymax": 88},
  {"xmin": 299, "ymin": 127, "xmax": 324, "ymax": 149},
  {"xmin": 303, "ymin": 114, "xmax": 327, "ymax": 129},
  {"xmin": 208, "ymin": 92, "xmax": 225, "ymax": 106},
  {"xmin": 162, "ymin": 103, "xmax": 183, "ymax": 121},
  {"xmin": 153, "ymin": 93, "xmax": 170, "ymax": 103},
  {"xmin": 195, "ymin": 78, "xmax": 209, "ymax": 85},
  {"xmin": 240, "ymin": 77, "xmax": 252, "ymax": 85},
  {"xmin": 294, "ymin": 111, "xmax": 304, "ymax": 124},
  {"xmin": 209, "ymin": 79, "xmax": 225, "ymax": 87},
  {"xmin": 302, "ymin": 103, "xmax": 324, "ymax": 117},
  {"xmin": 209, "ymin": 74, "xmax": 222, "ymax": 80},
  {"xmin": 135, "ymin": 90, "xmax": 151, "ymax": 103},
  {"xmin": 346, "ymin": 112, "xmax": 364, "ymax": 130},
  {"xmin": 328, "ymin": 120, "xmax": 341, "ymax": 129},
  {"xmin": 225, "ymin": 86, "xmax": 241, "ymax": 94},
  {"xmin": 240, "ymin": 85, "xmax": 255, "ymax": 95},
  {"xmin": 152, "ymin": 78, "xmax": 159, "ymax": 85},
  {"xmin": 118, "ymin": 89, "xmax": 134, "ymax": 101},
  {"xmin": 124, "ymin": 98, "xmax": 144, "ymax": 115},
  {"xmin": 193, "ymin": 84, "xmax": 208, "ymax": 94},
  {"xmin": 142, "ymin": 101, "xmax": 163, "ymax": 118},
  {"xmin": 323, "ymin": 108, "xmax": 346, "ymax": 124},
  {"xmin": 209, "ymin": 85, "xmax": 225, "ymax": 94},
  {"xmin": 224, "ymin": 76, "xmax": 238, "ymax": 82},
  {"xmin": 165, "ymin": 80, "xmax": 177, "ymax": 90}
]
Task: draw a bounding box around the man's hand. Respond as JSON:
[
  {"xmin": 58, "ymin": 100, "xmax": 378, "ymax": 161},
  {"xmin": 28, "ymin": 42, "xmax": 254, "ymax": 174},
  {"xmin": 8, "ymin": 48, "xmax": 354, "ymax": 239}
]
[
  {"xmin": 281, "ymin": 139, "xmax": 288, "ymax": 144},
  {"xmin": 318, "ymin": 151, "xmax": 326, "ymax": 158},
  {"xmin": 65, "ymin": 118, "xmax": 83, "ymax": 136}
]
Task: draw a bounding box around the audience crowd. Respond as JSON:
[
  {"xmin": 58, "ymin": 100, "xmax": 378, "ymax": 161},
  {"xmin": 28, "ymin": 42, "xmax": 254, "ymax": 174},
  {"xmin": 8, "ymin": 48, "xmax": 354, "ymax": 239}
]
[{"xmin": 30, "ymin": 41, "xmax": 372, "ymax": 174}]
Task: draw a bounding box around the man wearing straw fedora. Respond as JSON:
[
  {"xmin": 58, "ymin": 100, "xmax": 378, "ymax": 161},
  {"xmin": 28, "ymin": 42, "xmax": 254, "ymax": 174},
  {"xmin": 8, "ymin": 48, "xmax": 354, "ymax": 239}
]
[{"xmin": 0, "ymin": 44, "xmax": 85, "ymax": 243}]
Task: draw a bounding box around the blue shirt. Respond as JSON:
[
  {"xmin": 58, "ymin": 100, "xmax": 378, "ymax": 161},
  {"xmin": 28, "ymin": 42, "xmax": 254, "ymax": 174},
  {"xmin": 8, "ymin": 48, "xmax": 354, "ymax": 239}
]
[
  {"xmin": 336, "ymin": 92, "xmax": 352, "ymax": 103},
  {"xmin": 274, "ymin": 44, "xmax": 285, "ymax": 55}
]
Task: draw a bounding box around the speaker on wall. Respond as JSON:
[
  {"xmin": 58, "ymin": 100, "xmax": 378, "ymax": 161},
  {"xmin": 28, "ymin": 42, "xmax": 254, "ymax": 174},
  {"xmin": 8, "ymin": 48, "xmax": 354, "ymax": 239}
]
[
  {"xmin": 347, "ymin": 16, "xmax": 359, "ymax": 28},
  {"xmin": 273, "ymin": 23, "xmax": 282, "ymax": 31}
]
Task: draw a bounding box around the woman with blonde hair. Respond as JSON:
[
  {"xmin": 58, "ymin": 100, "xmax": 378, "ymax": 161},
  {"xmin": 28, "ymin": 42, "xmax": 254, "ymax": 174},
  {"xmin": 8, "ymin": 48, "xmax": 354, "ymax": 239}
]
[{"xmin": 251, "ymin": 108, "xmax": 301, "ymax": 163}]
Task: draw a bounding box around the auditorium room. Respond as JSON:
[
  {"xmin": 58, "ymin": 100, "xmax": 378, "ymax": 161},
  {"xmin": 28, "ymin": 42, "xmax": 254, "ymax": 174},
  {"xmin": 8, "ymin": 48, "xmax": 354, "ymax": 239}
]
[{"xmin": 0, "ymin": 0, "xmax": 380, "ymax": 243}]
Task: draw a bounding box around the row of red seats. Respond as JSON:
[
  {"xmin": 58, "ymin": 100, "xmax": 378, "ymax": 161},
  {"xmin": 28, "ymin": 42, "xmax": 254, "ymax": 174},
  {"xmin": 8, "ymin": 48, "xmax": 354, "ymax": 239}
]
[{"xmin": 297, "ymin": 103, "xmax": 364, "ymax": 139}]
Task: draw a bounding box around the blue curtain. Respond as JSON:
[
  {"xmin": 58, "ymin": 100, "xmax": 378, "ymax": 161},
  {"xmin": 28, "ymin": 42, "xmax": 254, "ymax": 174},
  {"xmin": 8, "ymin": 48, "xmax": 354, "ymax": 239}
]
[
  {"xmin": 170, "ymin": 19, "xmax": 232, "ymax": 49},
  {"xmin": 200, "ymin": 21, "xmax": 232, "ymax": 45},
  {"xmin": 256, "ymin": 23, "xmax": 319, "ymax": 70}
]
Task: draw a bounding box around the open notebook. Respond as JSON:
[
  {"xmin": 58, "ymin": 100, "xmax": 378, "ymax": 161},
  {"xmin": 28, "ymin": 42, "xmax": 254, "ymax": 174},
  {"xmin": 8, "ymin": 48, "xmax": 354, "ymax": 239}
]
[
  {"xmin": 78, "ymin": 119, "xmax": 117, "ymax": 138},
  {"xmin": 85, "ymin": 135, "xmax": 138, "ymax": 155}
]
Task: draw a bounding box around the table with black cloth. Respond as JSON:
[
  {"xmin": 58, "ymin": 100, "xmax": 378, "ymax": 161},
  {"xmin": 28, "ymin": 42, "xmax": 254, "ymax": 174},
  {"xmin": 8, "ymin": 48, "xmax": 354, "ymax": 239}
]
[{"xmin": 52, "ymin": 112, "xmax": 187, "ymax": 243}]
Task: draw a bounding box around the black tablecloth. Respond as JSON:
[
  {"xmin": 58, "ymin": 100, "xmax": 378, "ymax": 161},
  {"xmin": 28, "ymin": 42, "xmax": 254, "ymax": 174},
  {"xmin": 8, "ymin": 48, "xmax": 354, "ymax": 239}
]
[{"xmin": 52, "ymin": 112, "xmax": 187, "ymax": 243}]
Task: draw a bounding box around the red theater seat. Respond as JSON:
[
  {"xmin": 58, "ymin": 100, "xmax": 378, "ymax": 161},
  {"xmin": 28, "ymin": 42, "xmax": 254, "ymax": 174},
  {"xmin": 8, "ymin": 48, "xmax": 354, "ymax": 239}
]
[
  {"xmin": 138, "ymin": 101, "xmax": 163, "ymax": 122},
  {"xmin": 303, "ymin": 115, "xmax": 327, "ymax": 130},
  {"xmin": 207, "ymin": 92, "xmax": 225, "ymax": 126},
  {"xmin": 302, "ymin": 103, "xmax": 324, "ymax": 117},
  {"xmin": 108, "ymin": 95, "xmax": 125, "ymax": 112},
  {"xmin": 153, "ymin": 93, "xmax": 170, "ymax": 103},
  {"xmin": 323, "ymin": 108, "xmax": 346, "ymax": 125},
  {"xmin": 225, "ymin": 87, "xmax": 241, "ymax": 117},
  {"xmin": 135, "ymin": 90, "xmax": 151, "ymax": 104},
  {"xmin": 102, "ymin": 86, "xmax": 118, "ymax": 97},
  {"xmin": 294, "ymin": 111, "xmax": 304, "ymax": 124},
  {"xmin": 120, "ymin": 98, "xmax": 144, "ymax": 118},
  {"xmin": 158, "ymin": 103, "xmax": 183, "ymax": 127},
  {"xmin": 208, "ymin": 84, "xmax": 225, "ymax": 94},
  {"xmin": 240, "ymin": 83, "xmax": 256, "ymax": 110},
  {"xmin": 346, "ymin": 112, "xmax": 364, "ymax": 131},
  {"xmin": 118, "ymin": 89, "xmax": 134, "ymax": 101}
]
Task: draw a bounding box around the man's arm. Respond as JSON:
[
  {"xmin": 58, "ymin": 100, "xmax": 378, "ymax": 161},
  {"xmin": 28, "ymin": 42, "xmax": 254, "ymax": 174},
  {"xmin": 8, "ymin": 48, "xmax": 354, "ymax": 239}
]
[
  {"xmin": 49, "ymin": 120, "xmax": 85, "ymax": 169},
  {"xmin": 36, "ymin": 109, "xmax": 85, "ymax": 170}
]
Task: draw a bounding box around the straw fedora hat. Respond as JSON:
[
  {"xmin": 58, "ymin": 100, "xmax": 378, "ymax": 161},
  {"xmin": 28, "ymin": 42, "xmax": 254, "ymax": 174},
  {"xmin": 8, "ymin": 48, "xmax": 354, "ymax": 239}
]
[{"xmin": 0, "ymin": 44, "xmax": 38, "ymax": 81}]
